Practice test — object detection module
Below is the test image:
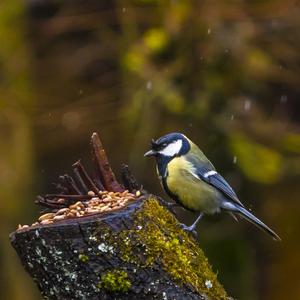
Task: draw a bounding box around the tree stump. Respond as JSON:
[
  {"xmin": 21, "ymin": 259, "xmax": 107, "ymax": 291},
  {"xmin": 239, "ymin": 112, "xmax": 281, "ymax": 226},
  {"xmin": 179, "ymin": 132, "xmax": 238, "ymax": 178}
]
[{"xmin": 9, "ymin": 133, "xmax": 229, "ymax": 300}]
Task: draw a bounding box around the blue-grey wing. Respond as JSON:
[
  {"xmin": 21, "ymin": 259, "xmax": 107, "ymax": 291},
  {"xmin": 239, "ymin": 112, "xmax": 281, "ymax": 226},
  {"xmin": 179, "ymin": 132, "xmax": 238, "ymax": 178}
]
[
  {"xmin": 200, "ymin": 170, "xmax": 243, "ymax": 206},
  {"xmin": 185, "ymin": 151, "xmax": 243, "ymax": 206}
]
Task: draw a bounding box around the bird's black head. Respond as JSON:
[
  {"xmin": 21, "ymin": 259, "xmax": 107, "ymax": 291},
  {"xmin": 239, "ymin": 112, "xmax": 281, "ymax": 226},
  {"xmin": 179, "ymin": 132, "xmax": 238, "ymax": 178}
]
[{"xmin": 144, "ymin": 132, "xmax": 190, "ymax": 159}]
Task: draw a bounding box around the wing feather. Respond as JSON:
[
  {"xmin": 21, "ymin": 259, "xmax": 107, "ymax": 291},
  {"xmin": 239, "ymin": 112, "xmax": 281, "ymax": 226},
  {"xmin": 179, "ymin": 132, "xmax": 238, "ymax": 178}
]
[
  {"xmin": 185, "ymin": 151, "xmax": 243, "ymax": 206},
  {"xmin": 202, "ymin": 171, "xmax": 243, "ymax": 206}
]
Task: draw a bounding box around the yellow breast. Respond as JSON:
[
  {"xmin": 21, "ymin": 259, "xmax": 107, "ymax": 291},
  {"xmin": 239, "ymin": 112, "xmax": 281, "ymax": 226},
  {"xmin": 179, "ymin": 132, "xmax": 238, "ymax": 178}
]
[{"xmin": 166, "ymin": 156, "xmax": 219, "ymax": 213}]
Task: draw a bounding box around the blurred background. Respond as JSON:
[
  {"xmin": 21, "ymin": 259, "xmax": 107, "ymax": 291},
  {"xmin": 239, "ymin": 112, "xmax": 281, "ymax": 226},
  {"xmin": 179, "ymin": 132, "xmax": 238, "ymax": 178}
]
[{"xmin": 0, "ymin": 0, "xmax": 299, "ymax": 299}]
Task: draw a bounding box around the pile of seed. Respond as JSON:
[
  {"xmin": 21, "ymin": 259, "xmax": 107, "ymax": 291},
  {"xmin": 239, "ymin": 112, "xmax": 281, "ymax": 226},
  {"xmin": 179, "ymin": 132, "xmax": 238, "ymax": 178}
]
[{"xmin": 17, "ymin": 190, "xmax": 140, "ymax": 230}]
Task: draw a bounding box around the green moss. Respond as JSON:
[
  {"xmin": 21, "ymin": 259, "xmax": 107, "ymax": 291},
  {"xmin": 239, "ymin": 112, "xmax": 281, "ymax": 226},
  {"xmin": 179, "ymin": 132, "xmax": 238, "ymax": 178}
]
[
  {"xmin": 117, "ymin": 198, "xmax": 228, "ymax": 299},
  {"xmin": 99, "ymin": 270, "xmax": 131, "ymax": 292},
  {"xmin": 78, "ymin": 254, "xmax": 89, "ymax": 262},
  {"xmin": 93, "ymin": 197, "xmax": 228, "ymax": 299}
]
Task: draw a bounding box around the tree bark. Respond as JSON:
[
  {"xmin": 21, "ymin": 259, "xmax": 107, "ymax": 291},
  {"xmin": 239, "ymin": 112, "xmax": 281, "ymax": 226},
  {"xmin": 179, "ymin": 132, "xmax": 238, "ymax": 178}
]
[{"xmin": 9, "ymin": 133, "xmax": 229, "ymax": 300}]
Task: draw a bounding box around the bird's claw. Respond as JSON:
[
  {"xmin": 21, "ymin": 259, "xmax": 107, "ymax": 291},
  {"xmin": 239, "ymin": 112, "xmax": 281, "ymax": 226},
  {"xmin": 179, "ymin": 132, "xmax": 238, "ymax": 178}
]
[{"xmin": 179, "ymin": 223, "xmax": 198, "ymax": 238}]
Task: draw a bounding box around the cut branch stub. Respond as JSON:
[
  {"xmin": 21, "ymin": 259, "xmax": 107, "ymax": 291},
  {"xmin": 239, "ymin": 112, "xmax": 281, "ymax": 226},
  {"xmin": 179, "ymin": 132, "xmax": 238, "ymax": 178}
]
[
  {"xmin": 91, "ymin": 132, "xmax": 124, "ymax": 192},
  {"xmin": 35, "ymin": 132, "xmax": 125, "ymax": 210},
  {"xmin": 121, "ymin": 164, "xmax": 141, "ymax": 192}
]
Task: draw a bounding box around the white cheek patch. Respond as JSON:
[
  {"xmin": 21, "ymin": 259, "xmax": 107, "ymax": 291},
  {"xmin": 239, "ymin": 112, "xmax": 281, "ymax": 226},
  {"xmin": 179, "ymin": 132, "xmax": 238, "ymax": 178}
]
[{"xmin": 159, "ymin": 139, "xmax": 183, "ymax": 157}]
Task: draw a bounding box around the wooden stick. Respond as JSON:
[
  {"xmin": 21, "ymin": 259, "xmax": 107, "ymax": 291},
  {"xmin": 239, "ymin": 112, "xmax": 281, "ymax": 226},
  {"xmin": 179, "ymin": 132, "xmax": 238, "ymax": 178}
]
[
  {"xmin": 44, "ymin": 194, "xmax": 92, "ymax": 200},
  {"xmin": 59, "ymin": 175, "xmax": 83, "ymax": 195},
  {"xmin": 72, "ymin": 160, "xmax": 100, "ymax": 193},
  {"xmin": 91, "ymin": 132, "xmax": 124, "ymax": 192},
  {"xmin": 121, "ymin": 164, "xmax": 140, "ymax": 192}
]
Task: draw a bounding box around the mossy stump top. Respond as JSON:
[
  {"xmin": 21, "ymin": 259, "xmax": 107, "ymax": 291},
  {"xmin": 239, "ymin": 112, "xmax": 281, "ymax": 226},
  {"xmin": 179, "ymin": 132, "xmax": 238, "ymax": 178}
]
[{"xmin": 10, "ymin": 196, "xmax": 228, "ymax": 300}]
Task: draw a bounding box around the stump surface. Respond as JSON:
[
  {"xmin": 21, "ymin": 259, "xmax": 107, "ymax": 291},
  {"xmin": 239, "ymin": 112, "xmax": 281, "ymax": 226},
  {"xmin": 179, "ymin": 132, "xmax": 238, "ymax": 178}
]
[{"xmin": 10, "ymin": 197, "xmax": 228, "ymax": 300}]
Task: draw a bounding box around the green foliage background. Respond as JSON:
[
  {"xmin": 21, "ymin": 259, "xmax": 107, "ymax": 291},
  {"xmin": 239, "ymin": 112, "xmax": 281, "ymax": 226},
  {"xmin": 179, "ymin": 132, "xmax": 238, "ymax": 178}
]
[{"xmin": 0, "ymin": 0, "xmax": 299, "ymax": 299}]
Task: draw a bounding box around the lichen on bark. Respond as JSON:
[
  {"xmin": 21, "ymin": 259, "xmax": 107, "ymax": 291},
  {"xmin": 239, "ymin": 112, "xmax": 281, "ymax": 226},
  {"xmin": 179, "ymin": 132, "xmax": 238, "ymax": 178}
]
[{"xmin": 101, "ymin": 197, "xmax": 228, "ymax": 300}]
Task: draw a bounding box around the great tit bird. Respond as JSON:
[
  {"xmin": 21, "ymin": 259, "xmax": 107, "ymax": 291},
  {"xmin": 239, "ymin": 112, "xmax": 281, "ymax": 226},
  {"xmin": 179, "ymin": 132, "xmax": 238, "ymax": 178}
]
[{"xmin": 144, "ymin": 132, "xmax": 281, "ymax": 241}]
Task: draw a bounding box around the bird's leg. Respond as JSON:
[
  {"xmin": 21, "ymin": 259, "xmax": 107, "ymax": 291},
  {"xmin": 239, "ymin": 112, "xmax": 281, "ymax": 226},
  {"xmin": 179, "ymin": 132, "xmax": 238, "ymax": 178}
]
[{"xmin": 180, "ymin": 213, "xmax": 204, "ymax": 234}]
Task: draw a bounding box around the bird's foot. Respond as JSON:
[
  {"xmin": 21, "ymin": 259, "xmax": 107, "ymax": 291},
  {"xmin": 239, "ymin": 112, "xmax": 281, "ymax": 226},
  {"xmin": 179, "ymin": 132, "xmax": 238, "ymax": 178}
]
[{"xmin": 179, "ymin": 223, "xmax": 198, "ymax": 238}]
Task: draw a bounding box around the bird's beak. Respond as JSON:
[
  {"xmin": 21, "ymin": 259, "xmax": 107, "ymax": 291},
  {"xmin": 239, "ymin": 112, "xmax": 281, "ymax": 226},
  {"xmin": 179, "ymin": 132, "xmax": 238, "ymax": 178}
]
[{"xmin": 144, "ymin": 149, "xmax": 157, "ymax": 157}]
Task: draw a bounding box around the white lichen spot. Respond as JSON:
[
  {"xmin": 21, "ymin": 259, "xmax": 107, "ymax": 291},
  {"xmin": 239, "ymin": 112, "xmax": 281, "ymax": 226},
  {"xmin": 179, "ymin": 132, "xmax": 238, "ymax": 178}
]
[
  {"xmin": 36, "ymin": 247, "xmax": 42, "ymax": 256},
  {"xmin": 97, "ymin": 243, "xmax": 114, "ymax": 253},
  {"xmin": 64, "ymin": 270, "xmax": 77, "ymax": 281},
  {"xmin": 137, "ymin": 225, "xmax": 142, "ymax": 230},
  {"xmin": 205, "ymin": 279, "xmax": 213, "ymax": 289},
  {"xmin": 100, "ymin": 233, "xmax": 109, "ymax": 239},
  {"xmin": 78, "ymin": 291, "xmax": 86, "ymax": 300},
  {"xmin": 162, "ymin": 291, "xmax": 168, "ymax": 300}
]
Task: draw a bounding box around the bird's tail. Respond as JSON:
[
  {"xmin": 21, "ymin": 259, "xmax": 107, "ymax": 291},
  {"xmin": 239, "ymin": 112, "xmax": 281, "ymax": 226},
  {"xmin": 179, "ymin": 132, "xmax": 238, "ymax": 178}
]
[{"xmin": 223, "ymin": 202, "xmax": 281, "ymax": 241}]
